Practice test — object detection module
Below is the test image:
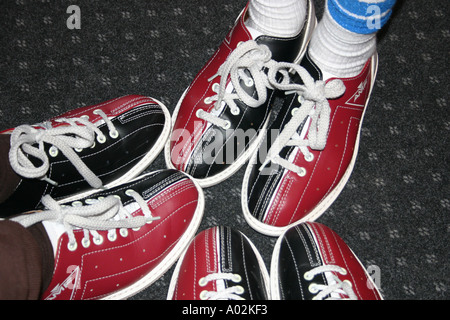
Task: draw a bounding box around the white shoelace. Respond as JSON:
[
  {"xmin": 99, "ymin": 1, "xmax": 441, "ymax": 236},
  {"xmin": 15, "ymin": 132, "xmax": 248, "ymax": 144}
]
[
  {"xmin": 260, "ymin": 62, "xmax": 346, "ymax": 176},
  {"xmin": 198, "ymin": 273, "xmax": 245, "ymax": 300},
  {"xmin": 304, "ymin": 265, "xmax": 357, "ymax": 300},
  {"xmin": 8, "ymin": 109, "xmax": 119, "ymax": 188},
  {"xmin": 12, "ymin": 190, "xmax": 160, "ymax": 251},
  {"xmin": 196, "ymin": 40, "xmax": 277, "ymax": 130}
]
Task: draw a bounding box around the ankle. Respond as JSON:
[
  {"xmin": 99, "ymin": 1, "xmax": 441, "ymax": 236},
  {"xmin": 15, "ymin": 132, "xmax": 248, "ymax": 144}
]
[
  {"xmin": 245, "ymin": 0, "xmax": 307, "ymax": 38},
  {"xmin": 308, "ymin": 8, "xmax": 377, "ymax": 79}
]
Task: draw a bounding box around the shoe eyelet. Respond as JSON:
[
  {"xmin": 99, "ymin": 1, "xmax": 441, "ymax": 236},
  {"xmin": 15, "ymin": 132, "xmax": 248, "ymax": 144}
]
[
  {"xmin": 230, "ymin": 107, "xmax": 240, "ymax": 116},
  {"xmin": 85, "ymin": 198, "xmax": 97, "ymax": 205},
  {"xmin": 343, "ymin": 279, "xmax": 353, "ymax": 287},
  {"xmin": 304, "ymin": 153, "xmax": 314, "ymax": 162},
  {"xmin": 297, "ymin": 167, "xmax": 307, "ymax": 177},
  {"xmin": 82, "ymin": 238, "xmax": 91, "ymax": 248},
  {"xmin": 308, "ymin": 283, "xmax": 319, "ymax": 294},
  {"xmin": 108, "ymin": 231, "xmax": 117, "ymax": 242},
  {"xmin": 196, "ymin": 109, "xmax": 204, "ymax": 118},
  {"xmin": 49, "ymin": 146, "xmax": 59, "ymax": 157},
  {"xmin": 291, "ymin": 107, "xmax": 299, "ymax": 116},
  {"xmin": 120, "ymin": 228, "xmax": 128, "ymax": 238},
  {"xmin": 198, "ymin": 277, "xmax": 208, "ymax": 287},
  {"xmin": 222, "ymin": 120, "xmax": 231, "ymax": 130},
  {"xmin": 93, "ymin": 235, "xmax": 104, "ymax": 245},
  {"xmin": 204, "ymin": 97, "xmax": 213, "ymax": 105},
  {"xmin": 68, "ymin": 241, "xmax": 78, "ymax": 252},
  {"xmin": 244, "ymin": 78, "xmax": 254, "ymax": 87},
  {"xmin": 232, "ymin": 274, "xmax": 242, "ymax": 283},
  {"xmin": 339, "ymin": 267, "xmax": 348, "ymax": 276},
  {"xmin": 74, "ymin": 147, "xmax": 83, "ymax": 153},
  {"xmin": 125, "ymin": 189, "xmax": 135, "ymax": 197},
  {"xmin": 97, "ymin": 134, "xmax": 106, "ymax": 144},
  {"xmin": 199, "ymin": 290, "xmax": 209, "ymax": 300},
  {"xmin": 235, "ymin": 286, "xmax": 245, "ymax": 294},
  {"xmin": 304, "ymin": 271, "xmax": 314, "ymax": 281},
  {"xmin": 72, "ymin": 201, "xmax": 83, "ymax": 207},
  {"xmin": 109, "ymin": 129, "xmax": 119, "ymax": 139},
  {"xmin": 212, "ymin": 83, "xmax": 220, "ymax": 92}
]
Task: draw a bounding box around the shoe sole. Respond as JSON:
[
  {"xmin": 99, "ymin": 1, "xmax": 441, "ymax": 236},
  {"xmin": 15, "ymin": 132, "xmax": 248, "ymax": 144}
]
[
  {"xmin": 242, "ymin": 54, "xmax": 379, "ymax": 237},
  {"xmin": 164, "ymin": 0, "xmax": 317, "ymax": 188}
]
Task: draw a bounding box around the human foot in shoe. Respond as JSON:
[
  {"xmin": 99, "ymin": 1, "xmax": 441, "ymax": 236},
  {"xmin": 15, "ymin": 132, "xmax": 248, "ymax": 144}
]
[
  {"xmin": 165, "ymin": 1, "xmax": 316, "ymax": 187},
  {"xmin": 0, "ymin": 95, "xmax": 170, "ymax": 218},
  {"xmin": 242, "ymin": 52, "xmax": 378, "ymax": 236},
  {"xmin": 271, "ymin": 222, "xmax": 383, "ymax": 300},
  {"xmin": 11, "ymin": 169, "xmax": 204, "ymax": 300}
]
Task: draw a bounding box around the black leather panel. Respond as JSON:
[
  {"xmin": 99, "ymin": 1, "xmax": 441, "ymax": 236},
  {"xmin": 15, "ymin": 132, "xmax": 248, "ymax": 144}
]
[
  {"xmin": 245, "ymin": 53, "xmax": 323, "ymax": 221},
  {"xmin": 186, "ymin": 34, "xmax": 310, "ymax": 179},
  {"xmin": 61, "ymin": 169, "xmax": 186, "ymax": 207},
  {"xmin": 276, "ymin": 224, "xmax": 328, "ymax": 300},
  {"xmin": 219, "ymin": 226, "xmax": 268, "ymax": 300}
]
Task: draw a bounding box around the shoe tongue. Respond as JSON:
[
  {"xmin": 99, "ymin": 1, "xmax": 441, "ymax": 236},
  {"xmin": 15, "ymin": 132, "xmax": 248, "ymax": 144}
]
[
  {"xmin": 287, "ymin": 52, "xmax": 325, "ymax": 87},
  {"xmin": 299, "ymin": 52, "xmax": 343, "ymax": 82},
  {"xmin": 246, "ymin": 26, "xmax": 264, "ymax": 41},
  {"xmin": 299, "ymin": 52, "xmax": 323, "ymax": 82},
  {"xmin": 42, "ymin": 220, "xmax": 66, "ymax": 257},
  {"xmin": 253, "ymin": 32, "xmax": 304, "ymax": 63}
]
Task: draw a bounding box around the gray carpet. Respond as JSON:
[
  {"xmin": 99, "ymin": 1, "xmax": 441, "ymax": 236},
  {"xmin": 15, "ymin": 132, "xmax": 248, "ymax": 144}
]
[{"xmin": 1, "ymin": 0, "xmax": 448, "ymax": 300}]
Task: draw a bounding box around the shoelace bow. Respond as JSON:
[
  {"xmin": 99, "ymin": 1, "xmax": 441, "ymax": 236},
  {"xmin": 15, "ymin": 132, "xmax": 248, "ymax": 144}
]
[
  {"xmin": 260, "ymin": 62, "xmax": 346, "ymax": 175},
  {"xmin": 197, "ymin": 40, "xmax": 277, "ymax": 130},
  {"xmin": 304, "ymin": 265, "xmax": 357, "ymax": 300},
  {"xmin": 199, "ymin": 273, "xmax": 245, "ymax": 300},
  {"xmin": 8, "ymin": 109, "xmax": 118, "ymax": 188},
  {"xmin": 12, "ymin": 191, "xmax": 160, "ymax": 251}
]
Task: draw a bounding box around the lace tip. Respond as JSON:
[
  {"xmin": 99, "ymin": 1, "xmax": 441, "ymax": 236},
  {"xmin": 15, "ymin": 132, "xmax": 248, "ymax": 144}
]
[
  {"xmin": 259, "ymin": 158, "xmax": 270, "ymax": 172},
  {"xmin": 42, "ymin": 176, "xmax": 59, "ymax": 186},
  {"xmin": 147, "ymin": 215, "xmax": 161, "ymax": 223}
]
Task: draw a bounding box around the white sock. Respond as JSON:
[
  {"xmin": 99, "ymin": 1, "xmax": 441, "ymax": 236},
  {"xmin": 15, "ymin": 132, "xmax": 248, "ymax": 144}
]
[
  {"xmin": 308, "ymin": 7, "xmax": 377, "ymax": 79},
  {"xmin": 245, "ymin": 0, "xmax": 307, "ymax": 38}
]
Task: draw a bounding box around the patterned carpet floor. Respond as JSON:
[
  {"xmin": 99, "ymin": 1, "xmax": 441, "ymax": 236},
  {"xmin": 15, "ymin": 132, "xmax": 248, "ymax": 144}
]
[{"xmin": 0, "ymin": 0, "xmax": 448, "ymax": 300}]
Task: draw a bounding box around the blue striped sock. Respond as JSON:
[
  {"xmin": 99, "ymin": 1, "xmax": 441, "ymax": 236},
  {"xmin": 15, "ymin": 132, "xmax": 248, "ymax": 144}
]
[{"xmin": 328, "ymin": 0, "xmax": 396, "ymax": 34}]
